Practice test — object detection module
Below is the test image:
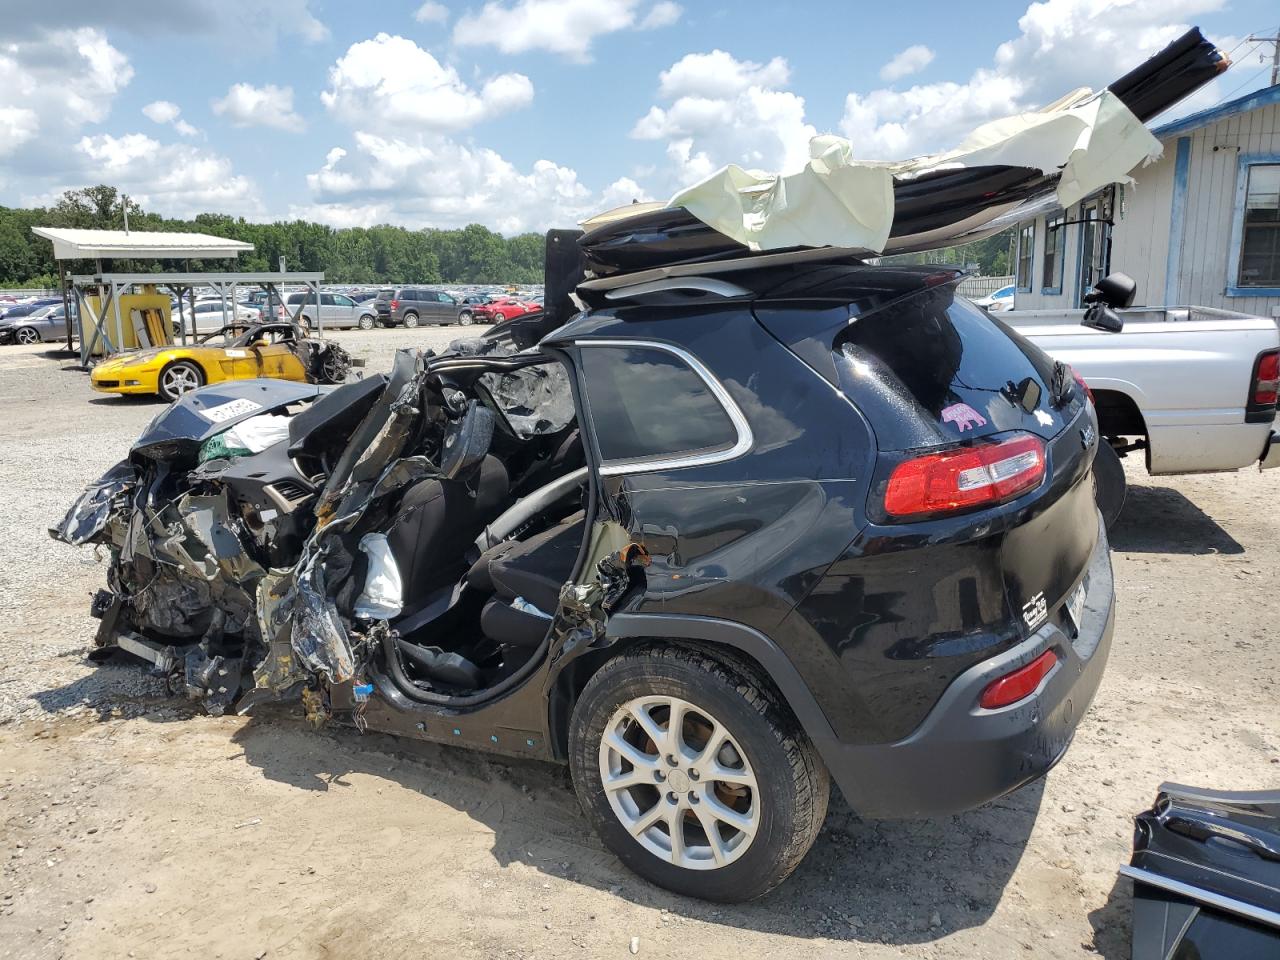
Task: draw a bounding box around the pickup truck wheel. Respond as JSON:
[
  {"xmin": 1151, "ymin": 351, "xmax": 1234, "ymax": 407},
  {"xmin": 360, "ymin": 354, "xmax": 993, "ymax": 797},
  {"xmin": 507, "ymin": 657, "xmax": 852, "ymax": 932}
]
[
  {"xmin": 403, "ymin": 313, "xmax": 419, "ymax": 329},
  {"xmin": 458, "ymin": 310, "xmax": 474, "ymax": 326},
  {"xmin": 569, "ymin": 645, "xmax": 828, "ymax": 902},
  {"xmin": 358, "ymin": 314, "xmax": 375, "ymax": 330},
  {"xmin": 158, "ymin": 360, "xmax": 204, "ymax": 402}
]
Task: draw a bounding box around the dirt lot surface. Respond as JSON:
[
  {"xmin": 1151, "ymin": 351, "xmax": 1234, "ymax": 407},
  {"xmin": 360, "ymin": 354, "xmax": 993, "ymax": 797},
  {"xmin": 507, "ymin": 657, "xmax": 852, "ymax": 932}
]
[{"xmin": 1, "ymin": 332, "xmax": 1277, "ymax": 960}]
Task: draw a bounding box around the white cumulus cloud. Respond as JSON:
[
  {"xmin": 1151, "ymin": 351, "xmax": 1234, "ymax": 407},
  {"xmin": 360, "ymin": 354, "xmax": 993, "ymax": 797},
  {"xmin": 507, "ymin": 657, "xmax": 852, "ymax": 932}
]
[
  {"xmin": 321, "ymin": 33, "xmax": 532, "ymax": 133},
  {"xmin": 631, "ymin": 50, "xmax": 815, "ymax": 189},
  {"xmin": 74, "ymin": 132, "xmax": 261, "ymax": 217},
  {"xmin": 880, "ymin": 44, "xmax": 935, "ymax": 82},
  {"xmin": 414, "ymin": 1, "xmax": 449, "ymax": 22},
  {"xmin": 454, "ymin": 0, "xmax": 679, "ymax": 62},
  {"xmin": 142, "ymin": 100, "xmax": 198, "ymax": 137},
  {"xmin": 212, "ymin": 83, "xmax": 305, "ymax": 132},
  {"xmin": 841, "ymin": 0, "xmax": 1234, "ymax": 160}
]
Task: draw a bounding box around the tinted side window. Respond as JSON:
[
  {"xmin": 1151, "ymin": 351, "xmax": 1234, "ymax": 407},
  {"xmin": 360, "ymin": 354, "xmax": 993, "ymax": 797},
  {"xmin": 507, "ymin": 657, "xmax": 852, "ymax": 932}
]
[
  {"xmin": 320, "ymin": 294, "xmax": 336, "ymax": 306},
  {"xmin": 580, "ymin": 345, "xmax": 737, "ymax": 464},
  {"xmin": 404, "ymin": 288, "xmax": 422, "ymax": 301}
]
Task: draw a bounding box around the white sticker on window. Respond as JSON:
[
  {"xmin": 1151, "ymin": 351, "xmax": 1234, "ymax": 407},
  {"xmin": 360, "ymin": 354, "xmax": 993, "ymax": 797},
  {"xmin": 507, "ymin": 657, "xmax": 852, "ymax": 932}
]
[
  {"xmin": 199, "ymin": 397, "xmax": 262, "ymax": 423},
  {"xmin": 225, "ymin": 350, "xmax": 248, "ymax": 358}
]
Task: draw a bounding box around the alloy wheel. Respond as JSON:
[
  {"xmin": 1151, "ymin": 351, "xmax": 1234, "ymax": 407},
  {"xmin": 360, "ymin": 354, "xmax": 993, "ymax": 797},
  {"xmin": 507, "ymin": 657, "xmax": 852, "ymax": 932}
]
[
  {"xmin": 15, "ymin": 328, "xmax": 38, "ymax": 345},
  {"xmin": 160, "ymin": 364, "xmax": 200, "ymax": 397},
  {"xmin": 599, "ymin": 695, "xmax": 760, "ymax": 870}
]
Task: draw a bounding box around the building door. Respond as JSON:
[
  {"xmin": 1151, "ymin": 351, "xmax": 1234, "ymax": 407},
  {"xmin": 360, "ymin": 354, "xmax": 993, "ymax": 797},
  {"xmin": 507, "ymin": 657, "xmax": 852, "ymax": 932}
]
[{"xmin": 1075, "ymin": 201, "xmax": 1110, "ymax": 306}]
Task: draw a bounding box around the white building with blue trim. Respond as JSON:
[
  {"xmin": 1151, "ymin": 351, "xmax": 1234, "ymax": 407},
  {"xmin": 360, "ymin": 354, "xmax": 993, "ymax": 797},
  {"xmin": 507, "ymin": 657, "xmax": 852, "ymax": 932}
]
[{"xmin": 1010, "ymin": 84, "xmax": 1280, "ymax": 318}]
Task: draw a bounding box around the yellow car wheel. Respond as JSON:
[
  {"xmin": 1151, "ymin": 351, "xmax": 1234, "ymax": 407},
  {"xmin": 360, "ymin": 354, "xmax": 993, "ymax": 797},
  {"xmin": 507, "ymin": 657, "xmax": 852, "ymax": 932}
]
[{"xmin": 158, "ymin": 360, "xmax": 205, "ymax": 402}]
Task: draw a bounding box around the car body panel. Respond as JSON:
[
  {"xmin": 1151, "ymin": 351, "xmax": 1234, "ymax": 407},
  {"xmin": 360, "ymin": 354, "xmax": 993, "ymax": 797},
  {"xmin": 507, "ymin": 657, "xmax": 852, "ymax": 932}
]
[{"xmin": 90, "ymin": 324, "xmax": 310, "ymax": 396}]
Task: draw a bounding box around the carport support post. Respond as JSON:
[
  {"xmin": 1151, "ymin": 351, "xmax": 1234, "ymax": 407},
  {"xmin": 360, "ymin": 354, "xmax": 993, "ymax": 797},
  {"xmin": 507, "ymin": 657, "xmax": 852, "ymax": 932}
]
[
  {"xmin": 111, "ymin": 280, "xmax": 124, "ymax": 353},
  {"xmin": 313, "ymin": 280, "xmax": 321, "ymax": 334},
  {"xmin": 59, "ymin": 263, "xmax": 72, "ymax": 351}
]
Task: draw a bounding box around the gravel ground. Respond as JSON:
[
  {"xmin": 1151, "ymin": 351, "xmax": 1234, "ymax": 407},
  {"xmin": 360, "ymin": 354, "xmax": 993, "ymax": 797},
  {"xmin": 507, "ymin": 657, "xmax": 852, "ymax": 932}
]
[{"xmin": 0, "ymin": 333, "xmax": 1277, "ymax": 959}]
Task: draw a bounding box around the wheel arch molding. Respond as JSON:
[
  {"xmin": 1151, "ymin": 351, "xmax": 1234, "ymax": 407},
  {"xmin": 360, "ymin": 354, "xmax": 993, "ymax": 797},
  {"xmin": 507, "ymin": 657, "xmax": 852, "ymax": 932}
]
[{"xmin": 547, "ymin": 613, "xmax": 839, "ymax": 762}]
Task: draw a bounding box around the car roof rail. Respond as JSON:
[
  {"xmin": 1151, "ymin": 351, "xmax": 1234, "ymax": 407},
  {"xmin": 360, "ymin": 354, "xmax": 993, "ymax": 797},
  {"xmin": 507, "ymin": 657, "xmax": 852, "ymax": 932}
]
[{"xmin": 602, "ymin": 277, "xmax": 752, "ymax": 301}]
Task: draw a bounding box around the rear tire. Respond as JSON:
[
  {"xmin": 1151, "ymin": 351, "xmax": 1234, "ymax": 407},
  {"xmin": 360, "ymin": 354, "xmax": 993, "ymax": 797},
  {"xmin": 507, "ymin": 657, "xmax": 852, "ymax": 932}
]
[
  {"xmin": 458, "ymin": 310, "xmax": 474, "ymax": 326},
  {"xmin": 403, "ymin": 313, "xmax": 419, "ymax": 329},
  {"xmin": 158, "ymin": 360, "xmax": 204, "ymax": 402},
  {"xmin": 568, "ymin": 645, "xmax": 829, "ymax": 902}
]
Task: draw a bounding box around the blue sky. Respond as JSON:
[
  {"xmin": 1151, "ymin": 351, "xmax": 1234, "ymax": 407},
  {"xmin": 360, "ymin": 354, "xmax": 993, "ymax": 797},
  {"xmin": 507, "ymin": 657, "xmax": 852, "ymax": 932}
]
[{"xmin": 0, "ymin": 0, "xmax": 1276, "ymax": 233}]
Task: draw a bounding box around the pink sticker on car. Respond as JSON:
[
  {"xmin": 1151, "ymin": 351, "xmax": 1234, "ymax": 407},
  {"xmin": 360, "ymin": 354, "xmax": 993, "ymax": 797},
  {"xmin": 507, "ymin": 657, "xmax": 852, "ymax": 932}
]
[{"xmin": 941, "ymin": 402, "xmax": 988, "ymax": 432}]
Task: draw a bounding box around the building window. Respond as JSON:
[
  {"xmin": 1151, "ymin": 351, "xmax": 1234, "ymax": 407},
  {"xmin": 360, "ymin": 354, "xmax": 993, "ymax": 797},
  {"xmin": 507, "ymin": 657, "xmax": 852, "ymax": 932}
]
[
  {"xmin": 1238, "ymin": 163, "xmax": 1280, "ymax": 288},
  {"xmin": 1042, "ymin": 214, "xmax": 1064, "ymax": 294},
  {"xmin": 1015, "ymin": 223, "xmax": 1035, "ymax": 292}
]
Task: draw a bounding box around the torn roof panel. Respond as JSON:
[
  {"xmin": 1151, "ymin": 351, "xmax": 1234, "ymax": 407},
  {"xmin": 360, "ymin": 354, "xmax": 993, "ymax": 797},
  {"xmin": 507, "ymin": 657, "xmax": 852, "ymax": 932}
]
[{"xmin": 577, "ymin": 27, "xmax": 1225, "ymax": 277}]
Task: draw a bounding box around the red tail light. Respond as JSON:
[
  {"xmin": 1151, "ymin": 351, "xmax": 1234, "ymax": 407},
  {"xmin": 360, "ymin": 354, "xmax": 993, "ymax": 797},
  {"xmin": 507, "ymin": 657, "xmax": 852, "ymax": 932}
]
[
  {"xmin": 1251, "ymin": 350, "xmax": 1279, "ymax": 409},
  {"xmin": 979, "ymin": 649, "xmax": 1058, "ymax": 709},
  {"xmin": 390, "ymin": 299, "xmax": 399, "ymax": 311},
  {"xmin": 1071, "ymin": 368, "xmax": 1094, "ymax": 404},
  {"xmin": 884, "ymin": 432, "xmax": 1046, "ymax": 519}
]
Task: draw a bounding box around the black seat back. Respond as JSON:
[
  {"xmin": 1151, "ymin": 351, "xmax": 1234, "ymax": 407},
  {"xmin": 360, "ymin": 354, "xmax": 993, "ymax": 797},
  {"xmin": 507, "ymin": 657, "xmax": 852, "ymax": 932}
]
[{"xmin": 386, "ymin": 456, "xmax": 510, "ymax": 618}]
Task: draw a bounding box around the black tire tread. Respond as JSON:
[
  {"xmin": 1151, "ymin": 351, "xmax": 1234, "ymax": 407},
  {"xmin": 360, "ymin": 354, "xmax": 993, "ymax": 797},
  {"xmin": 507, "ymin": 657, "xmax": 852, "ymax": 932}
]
[{"xmin": 569, "ymin": 642, "xmax": 829, "ymax": 900}]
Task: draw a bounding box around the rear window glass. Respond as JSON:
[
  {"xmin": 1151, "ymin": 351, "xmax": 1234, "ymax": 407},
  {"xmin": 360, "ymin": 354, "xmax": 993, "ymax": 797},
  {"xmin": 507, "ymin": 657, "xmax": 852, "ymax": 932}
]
[
  {"xmin": 833, "ymin": 289, "xmax": 1065, "ymax": 451},
  {"xmin": 580, "ymin": 345, "xmax": 737, "ymax": 464}
]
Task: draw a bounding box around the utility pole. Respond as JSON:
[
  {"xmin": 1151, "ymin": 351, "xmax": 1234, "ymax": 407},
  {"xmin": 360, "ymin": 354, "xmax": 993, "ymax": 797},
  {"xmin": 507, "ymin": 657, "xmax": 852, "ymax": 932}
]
[{"xmin": 1245, "ymin": 28, "xmax": 1280, "ymax": 87}]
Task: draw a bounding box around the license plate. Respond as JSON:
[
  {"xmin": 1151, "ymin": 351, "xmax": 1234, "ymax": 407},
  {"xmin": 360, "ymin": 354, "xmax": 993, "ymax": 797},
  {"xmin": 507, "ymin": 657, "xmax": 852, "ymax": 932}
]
[{"xmin": 1064, "ymin": 578, "xmax": 1088, "ymax": 635}]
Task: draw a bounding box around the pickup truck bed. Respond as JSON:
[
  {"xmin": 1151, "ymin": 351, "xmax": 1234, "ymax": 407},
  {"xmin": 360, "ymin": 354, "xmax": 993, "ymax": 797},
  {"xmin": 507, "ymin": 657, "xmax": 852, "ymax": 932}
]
[{"xmin": 1005, "ymin": 306, "xmax": 1279, "ymax": 475}]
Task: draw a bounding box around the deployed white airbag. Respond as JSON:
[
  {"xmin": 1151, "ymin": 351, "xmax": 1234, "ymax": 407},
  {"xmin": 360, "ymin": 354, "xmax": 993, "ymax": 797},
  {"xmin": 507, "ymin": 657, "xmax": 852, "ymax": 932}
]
[{"xmin": 354, "ymin": 532, "xmax": 403, "ymax": 620}]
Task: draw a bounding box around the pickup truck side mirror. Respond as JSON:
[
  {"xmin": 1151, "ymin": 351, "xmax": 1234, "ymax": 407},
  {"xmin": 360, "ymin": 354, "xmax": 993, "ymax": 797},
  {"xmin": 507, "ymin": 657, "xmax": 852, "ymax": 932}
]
[{"xmin": 1081, "ymin": 272, "xmax": 1136, "ymax": 333}]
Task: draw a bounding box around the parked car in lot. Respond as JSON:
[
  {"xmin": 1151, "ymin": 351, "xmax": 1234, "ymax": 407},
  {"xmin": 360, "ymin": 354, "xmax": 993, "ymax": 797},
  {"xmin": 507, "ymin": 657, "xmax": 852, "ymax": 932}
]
[
  {"xmin": 0, "ymin": 302, "xmax": 75, "ymax": 344},
  {"xmin": 474, "ymin": 296, "xmax": 539, "ymax": 323},
  {"xmin": 56, "ymin": 260, "xmax": 1115, "ymax": 901},
  {"xmin": 89, "ymin": 320, "xmax": 352, "ymax": 401},
  {"xmin": 374, "ymin": 287, "xmax": 477, "ymax": 327},
  {"xmin": 1007, "ymin": 305, "xmax": 1280, "ymax": 476},
  {"xmin": 285, "ymin": 292, "xmax": 379, "ymax": 330},
  {"xmin": 173, "ymin": 300, "xmax": 261, "ymax": 336},
  {"xmin": 974, "ymin": 284, "xmax": 1015, "ymax": 312}
]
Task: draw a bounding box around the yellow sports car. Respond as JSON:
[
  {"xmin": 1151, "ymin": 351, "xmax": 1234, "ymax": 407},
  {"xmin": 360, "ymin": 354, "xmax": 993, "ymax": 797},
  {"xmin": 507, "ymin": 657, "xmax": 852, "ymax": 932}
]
[{"xmin": 91, "ymin": 322, "xmax": 351, "ymax": 401}]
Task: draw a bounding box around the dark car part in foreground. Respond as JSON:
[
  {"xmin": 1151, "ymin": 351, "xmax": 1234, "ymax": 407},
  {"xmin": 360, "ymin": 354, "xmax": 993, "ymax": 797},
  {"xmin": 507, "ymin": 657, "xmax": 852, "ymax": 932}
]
[
  {"xmin": 1124, "ymin": 784, "xmax": 1280, "ymax": 959},
  {"xmin": 54, "ymin": 256, "xmax": 1114, "ymax": 900}
]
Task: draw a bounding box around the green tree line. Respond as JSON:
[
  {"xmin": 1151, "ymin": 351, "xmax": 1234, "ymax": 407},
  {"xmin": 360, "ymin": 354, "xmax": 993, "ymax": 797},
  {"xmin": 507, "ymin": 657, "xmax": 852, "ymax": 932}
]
[
  {"xmin": 0, "ymin": 186, "xmax": 547, "ymax": 288},
  {"xmin": 880, "ymin": 229, "xmax": 1016, "ymax": 276}
]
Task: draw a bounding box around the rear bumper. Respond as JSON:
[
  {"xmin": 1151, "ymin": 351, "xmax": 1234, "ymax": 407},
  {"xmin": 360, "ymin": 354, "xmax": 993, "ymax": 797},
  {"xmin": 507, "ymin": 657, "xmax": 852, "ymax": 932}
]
[{"xmin": 820, "ymin": 516, "xmax": 1115, "ymax": 818}]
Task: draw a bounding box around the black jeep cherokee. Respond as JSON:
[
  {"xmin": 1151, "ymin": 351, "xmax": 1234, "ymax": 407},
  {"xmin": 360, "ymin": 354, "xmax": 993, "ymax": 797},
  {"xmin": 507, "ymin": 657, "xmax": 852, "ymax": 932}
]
[{"xmin": 55, "ymin": 259, "xmax": 1113, "ymax": 903}]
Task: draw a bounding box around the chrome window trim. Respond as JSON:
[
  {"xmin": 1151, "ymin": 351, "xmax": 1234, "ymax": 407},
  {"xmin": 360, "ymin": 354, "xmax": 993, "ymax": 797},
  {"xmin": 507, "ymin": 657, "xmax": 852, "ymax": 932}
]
[
  {"xmin": 603, "ymin": 277, "xmax": 751, "ymax": 301},
  {"xmin": 1119, "ymin": 865, "xmax": 1280, "ymax": 931},
  {"xmin": 575, "ymin": 338, "xmax": 754, "ymax": 477}
]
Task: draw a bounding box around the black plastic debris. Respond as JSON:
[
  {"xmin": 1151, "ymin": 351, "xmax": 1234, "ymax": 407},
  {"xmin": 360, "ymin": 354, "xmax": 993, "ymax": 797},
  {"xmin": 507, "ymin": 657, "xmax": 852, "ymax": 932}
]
[{"xmin": 1124, "ymin": 783, "xmax": 1280, "ymax": 959}]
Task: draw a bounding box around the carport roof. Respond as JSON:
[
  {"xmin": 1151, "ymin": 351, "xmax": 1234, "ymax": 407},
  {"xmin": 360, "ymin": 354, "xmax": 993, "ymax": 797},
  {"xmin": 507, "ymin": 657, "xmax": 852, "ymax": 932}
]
[{"xmin": 30, "ymin": 227, "xmax": 253, "ymax": 261}]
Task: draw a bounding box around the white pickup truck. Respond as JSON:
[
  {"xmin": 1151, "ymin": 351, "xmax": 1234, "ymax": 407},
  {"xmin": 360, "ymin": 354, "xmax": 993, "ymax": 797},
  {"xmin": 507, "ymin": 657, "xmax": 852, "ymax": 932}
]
[{"xmin": 1005, "ymin": 306, "xmax": 1280, "ymax": 475}]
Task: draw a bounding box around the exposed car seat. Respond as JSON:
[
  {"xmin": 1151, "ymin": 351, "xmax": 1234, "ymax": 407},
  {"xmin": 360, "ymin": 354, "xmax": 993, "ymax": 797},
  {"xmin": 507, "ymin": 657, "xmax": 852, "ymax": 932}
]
[
  {"xmin": 468, "ymin": 511, "xmax": 585, "ymax": 649},
  {"xmin": 386, "ymin": 456, "xmax": 510, "ymax": 618}
]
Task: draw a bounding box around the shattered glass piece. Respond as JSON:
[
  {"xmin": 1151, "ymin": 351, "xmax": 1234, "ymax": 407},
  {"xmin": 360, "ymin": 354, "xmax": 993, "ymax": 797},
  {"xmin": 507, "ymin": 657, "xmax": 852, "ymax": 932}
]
[{"xmin": 480, "ymin": 363, "xmax": 575, "ymax": 438}]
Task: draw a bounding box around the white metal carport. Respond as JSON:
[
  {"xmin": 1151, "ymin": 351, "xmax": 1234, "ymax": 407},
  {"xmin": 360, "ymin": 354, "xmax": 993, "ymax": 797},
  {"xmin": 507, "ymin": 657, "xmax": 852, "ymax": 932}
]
[{"xmin": 29, "ymin": 227, "xmax": 325, "ymax": 366}]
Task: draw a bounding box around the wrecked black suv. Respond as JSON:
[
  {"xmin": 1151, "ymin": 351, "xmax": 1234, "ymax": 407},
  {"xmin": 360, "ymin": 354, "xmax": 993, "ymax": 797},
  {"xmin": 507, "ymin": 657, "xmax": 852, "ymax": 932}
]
[{"xmin": 54, "ymin": 256, "xmax": 1114, "ymax": 901}]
